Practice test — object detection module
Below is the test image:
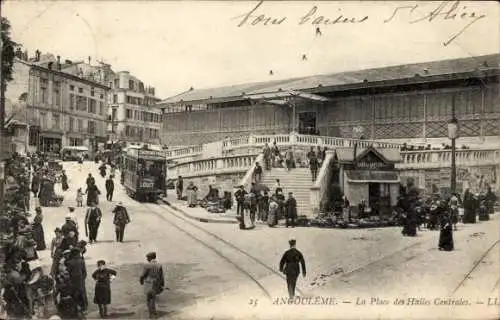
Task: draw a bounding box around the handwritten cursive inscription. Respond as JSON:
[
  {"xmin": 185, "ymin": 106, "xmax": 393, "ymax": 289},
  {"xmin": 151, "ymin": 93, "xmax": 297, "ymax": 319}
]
[
  {"xmin": 234, "ymin": 0, "xmax": 487, "ymax": 46},
  {"xmin": 299, "ymin": 6, "xmax": 368, "ymax": 25},
  {"xmin": 233, "ymin": 1, "xmax": 286, "ymax": 27},
  {"xmin": 384, "ymin": 0, "xmax": 487, "ymax": 46}
]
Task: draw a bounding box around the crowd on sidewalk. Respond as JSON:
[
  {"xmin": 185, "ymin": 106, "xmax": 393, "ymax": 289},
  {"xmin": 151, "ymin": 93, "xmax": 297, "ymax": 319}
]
[{"xmin": 0, "ymin": 156, "xmax": 168, "ymax": 319}]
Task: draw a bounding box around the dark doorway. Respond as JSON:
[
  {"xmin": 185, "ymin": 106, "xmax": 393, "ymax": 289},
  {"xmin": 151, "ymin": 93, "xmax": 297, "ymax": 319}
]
[
  {"xmin": 298, "ymin": 112, "xmax": 317, "ymax": 135},
  {"xmin": 368, "ymin": 183, "xmax": 381, "ymax": 216}
]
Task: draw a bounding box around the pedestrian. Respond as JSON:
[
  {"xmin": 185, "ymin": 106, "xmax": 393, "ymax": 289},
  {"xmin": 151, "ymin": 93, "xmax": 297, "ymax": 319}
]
[
  {"xmin": 268, "ymin": 197, "xmax": 279, "ymax": 227},
  {"xmin": 32, "ymin": 206, "xmax": 47, "ymax": 251},
  {"xmin": 86, "ymin": 174, "xmax": 95, "ymax": 188},
  {"xmin": 85, "ymin": 181, "xmax": 101, "ymax": 207},
  {"xmin": 105, "ymin": 175, "xmax": 114, "ymax": 201},
  {"xmin": 438, "ymin": 214, "xmax": 454, "ymax": 251},
  {"xmin": 309, "ymin": 154, "xmax": 319, "ymax": 182},
  {"xmin": 252, "ymin": 162, "xmax": 263, "ymax": 183},
  {"xmin": 61, "ymin": 212, "xmax": 79, "ymax": 240},
  {"xmin": 112, "ymin": 202, "xmax": 131, "ymax": 242},
  {"xmin": 61, "ymin": 170, "xmax": 69, "ymax": 192},
  {"xmin": 59, "ymin": 230, "xmax": 78, "ymax": 253},
  {"xmin": 234, "ymin": 185, "xmax": 247, "ymax": 221},
  {"xmin": 50, "ymin": 228, "xmax": 64, "ymax": 276},
  {"xmin": 31, "ymin": 172, "xmax": 40, "ymax": 197},
  {"xmin": 285, "ymin": 147, "xmax": 294, "ymax": 171},
  {"xmin": 186, "ymin": 182, "xmax": 197, "ymax": 207},
  {"xmin": 65, "ymin": 247, "xmax": 88, "ymax": 315},
  {"xmin": 139, "ymin": 252, "xmax": 165, "ymax": 319},
  {"xmin": 176, "ymin": 176, "xmax": 184, "ymax": 200},
  {"xmin": 263, "ymin": 143, "xmax": 272, "ymax": 171},
  {"xmin": 92, "ymin": 260, "xmax": 117, "ymax": 318},
  {"xmin": 76, "ymin": 188, "xmax": 84, "ymax": 207},
  {"xmin": 55, "ymin": 260, "xmax": 78, "ymax": 319},
  {"xmin": 259, "ymin": 190, "xmax": 269, "ymax": 222},
  {"xmin": 285, "ymin": 192, "xmax": 297, "ymax": 228},
  {"xmin": 478, "ymin": 200, "xmax": 490, "ymax": 221},
  {"xmin": 449, "ymin": 194, "xmax": 459, "ymax": 230},
  {"xmin": 279, "ymin": 239, "xmax": 306, "ymax": 300},
  {"xmin": 85, "ymin": 202, "xmax": 102, "ymax": 244}
]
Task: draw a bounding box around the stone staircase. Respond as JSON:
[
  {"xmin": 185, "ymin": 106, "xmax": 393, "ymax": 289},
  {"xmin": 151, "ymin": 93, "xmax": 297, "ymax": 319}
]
[{"xmin": 261, "ymin": 167, "xmax": 314, "ymax": 216}]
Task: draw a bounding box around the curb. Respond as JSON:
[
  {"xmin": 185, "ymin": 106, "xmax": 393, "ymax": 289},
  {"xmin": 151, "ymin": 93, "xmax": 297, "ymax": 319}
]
[{"xmin": 160, "ymin": 198, "xmax": 238, "ymax": 224}]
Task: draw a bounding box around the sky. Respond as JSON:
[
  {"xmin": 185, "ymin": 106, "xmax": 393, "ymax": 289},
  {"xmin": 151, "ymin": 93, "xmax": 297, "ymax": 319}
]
[{"xmin": 3, "ymin": 1, "xmax": 499, "ymax": 98}]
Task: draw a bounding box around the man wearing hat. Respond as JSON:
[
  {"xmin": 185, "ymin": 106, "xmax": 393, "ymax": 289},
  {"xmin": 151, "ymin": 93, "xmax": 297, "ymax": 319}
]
[
  {"xmin": 85, "ymin": 202, "xmax": 102, "ymax": 243},
  {"xmin": 140, "ymin": 252, "xmax": 165, "ymax": 318},
  {"xmin": 234, "ymin": 185, "xmax": 247, "ymax": 229},
  {"xmin": 279, "ymin": 239, "xmax": 306, "ymax": 300},
  {"xmin": 112, "ymin": 201, "xmax": 131, "ymax": 242},
  {"xmin": 61, "ymin": 208, "xmax": 78, "ymax": 240}
]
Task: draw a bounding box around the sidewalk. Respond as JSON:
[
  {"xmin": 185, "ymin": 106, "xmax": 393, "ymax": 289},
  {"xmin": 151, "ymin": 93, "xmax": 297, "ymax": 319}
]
[{"xmin": 161, "ymin": 197, "xmax": 238, "ymax": 224}]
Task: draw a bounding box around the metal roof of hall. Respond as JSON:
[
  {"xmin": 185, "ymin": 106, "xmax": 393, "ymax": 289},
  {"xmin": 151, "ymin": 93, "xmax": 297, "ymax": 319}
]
[{"xmin": 159, "ymin": 53, "xmax": 499, "ymax": 105}]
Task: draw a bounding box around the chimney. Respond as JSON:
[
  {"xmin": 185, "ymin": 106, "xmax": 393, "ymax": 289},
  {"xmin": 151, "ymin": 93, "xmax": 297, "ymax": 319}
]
[
  {"xmin": 88, "ymin": 56, "xmax": 91, "ymax": 64},
  {"xmin": 57, "ymin": 55, "xmax": 61, "ymax": 71},
  {"xmin": 35, "ymin": 50, "xmax": 41, "ymax": 61}
]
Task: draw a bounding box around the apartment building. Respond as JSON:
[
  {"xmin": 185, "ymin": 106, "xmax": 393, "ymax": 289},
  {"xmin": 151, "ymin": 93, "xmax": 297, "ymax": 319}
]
[
  {"xmin": 107, "ymin": 71, "xmax": 162, "ymax": 147},
  {"xmin": 7, "ymin": 51, "xmax": 110, "ymax": 154}
]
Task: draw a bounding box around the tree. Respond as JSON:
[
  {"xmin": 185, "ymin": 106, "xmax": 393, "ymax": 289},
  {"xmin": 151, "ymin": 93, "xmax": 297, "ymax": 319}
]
[{"xmin": 1, "ymin": 17, "xmax": 18, "ymax": 84}]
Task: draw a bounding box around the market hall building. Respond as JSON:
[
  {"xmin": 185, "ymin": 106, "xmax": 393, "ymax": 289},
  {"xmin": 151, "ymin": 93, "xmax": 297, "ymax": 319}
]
[{"xmin": 157, "ymin": 54, "xmax": 500, "ymax": 147}]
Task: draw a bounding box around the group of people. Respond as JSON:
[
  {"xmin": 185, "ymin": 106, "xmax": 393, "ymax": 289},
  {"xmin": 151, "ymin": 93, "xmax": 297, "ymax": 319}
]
[
  {"xmin": 397, "ymin": 179, "xmax": 497, "ymax": 252},
  {"xmin": 31, "ymin": 158, "xmax": 67, "ymax": 207},
  {"xmin": 234, "ymin": 179, "xmax": 298, "ymax": 230}
]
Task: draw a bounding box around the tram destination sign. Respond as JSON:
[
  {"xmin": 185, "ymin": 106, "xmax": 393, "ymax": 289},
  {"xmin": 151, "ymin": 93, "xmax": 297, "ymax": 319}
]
[
  {"xmin": 127, "ymin": 148, "xmax": 166, "ymax": 159},
  {"xmin": 138, "ymin": 149, "xmax": 166, "ymax": 159}
]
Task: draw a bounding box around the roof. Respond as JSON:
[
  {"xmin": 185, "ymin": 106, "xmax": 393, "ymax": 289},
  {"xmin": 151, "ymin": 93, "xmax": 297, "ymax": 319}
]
[
  {"xmin": 345, "ymin": 171, "xmax": 400, "ymax": 183},
  {"xmin": 159, "ymin": 54, "xmax": 500, "ymax": 105},
  {"xmin": 335, "ymin": 147, "xmax": 401, "ymax": 163}
]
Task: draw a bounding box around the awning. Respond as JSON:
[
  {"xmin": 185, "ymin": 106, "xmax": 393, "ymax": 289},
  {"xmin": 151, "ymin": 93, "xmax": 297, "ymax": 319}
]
[
  {"xmin": 244, "ymin": 90, "xmax": 330, "ymax": 104},
  {"xmin": 345, "ymin": 170, "xmax": 400, "ymax": 183}
]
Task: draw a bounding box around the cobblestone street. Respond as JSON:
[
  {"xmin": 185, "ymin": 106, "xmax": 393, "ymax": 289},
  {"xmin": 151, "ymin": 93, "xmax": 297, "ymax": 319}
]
[{"xmin": 30, "ymin": 162, "xmax": 500, "ymax": 319}]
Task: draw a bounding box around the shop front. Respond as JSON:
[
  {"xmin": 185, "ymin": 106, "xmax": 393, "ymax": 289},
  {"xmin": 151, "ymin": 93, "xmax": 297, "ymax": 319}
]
[
  {"xmin": 39, "ymin": 132, "xmax": 63, "ymax": 154},
  {"xmin": 336, "ymin": 146, "xmax": 402, "ymax": 218}
]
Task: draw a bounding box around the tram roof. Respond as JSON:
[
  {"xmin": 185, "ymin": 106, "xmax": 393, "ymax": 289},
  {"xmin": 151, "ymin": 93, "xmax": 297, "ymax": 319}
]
[{"xmin": 158, "ymin": 53, "xmax": 500, "ymax": 106}]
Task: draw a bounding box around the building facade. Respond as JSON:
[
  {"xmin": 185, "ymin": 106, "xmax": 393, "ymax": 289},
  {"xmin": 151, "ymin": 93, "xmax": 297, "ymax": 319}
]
[
  {"xmin": 7, "ymin": 53, "xmax": 110, "ymax": 155},
  {"xmin": 107, "ymin": 71, "xmax": 162, "ymax": 147},
  {"xmin": 157, "ymin": 54, "xmax": 500, "ymax": 147}
]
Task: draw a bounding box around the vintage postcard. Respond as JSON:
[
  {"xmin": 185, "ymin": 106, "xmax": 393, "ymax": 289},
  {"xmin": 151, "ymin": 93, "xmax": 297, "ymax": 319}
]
[{"xmin": 0, "ymin": 1, "xmax": 499, "ymax": 319}]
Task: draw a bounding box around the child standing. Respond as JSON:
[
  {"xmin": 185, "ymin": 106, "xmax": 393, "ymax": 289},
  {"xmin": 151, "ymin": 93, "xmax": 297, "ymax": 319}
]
[
  {"xmin": 76, "ymin": 188, "xmax": 83, "ymax": 207},
  {"xmin": 92, "ymin": 260, "xmax": 117, "ymax": 318}
]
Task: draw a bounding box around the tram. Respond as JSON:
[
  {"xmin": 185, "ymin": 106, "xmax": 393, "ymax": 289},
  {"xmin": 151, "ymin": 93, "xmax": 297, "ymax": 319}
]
[{"xmin": 122, "ymin": 146, "xmax": 167, "ymax": 202}]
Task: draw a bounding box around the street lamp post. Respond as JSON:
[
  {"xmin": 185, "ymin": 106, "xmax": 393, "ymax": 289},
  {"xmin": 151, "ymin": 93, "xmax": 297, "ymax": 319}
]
[{"xmin": 448, "ymin": 94, "xmax": 459, "ymax": 195}]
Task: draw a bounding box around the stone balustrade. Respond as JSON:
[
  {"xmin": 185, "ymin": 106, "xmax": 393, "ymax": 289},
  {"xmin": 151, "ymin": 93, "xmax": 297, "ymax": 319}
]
[
  {"xmin": 169, "ymin": 133, "xmax": 403, "ymax": 161},
  {"xmin": 168, "ymin": 154, "xmax": 258, "ymax": 179},
  {"xmin": 165, "ymin": 145, "xmax": 203, "ymax": 160},
  {"xmin": 396, "ymin": 149, "xmax": 500, "ymax": 170},
  {"xmin": 310, "ymin": 150, "xmax": 336, "ymax": 214},
  {"xmin": 168, "ymin": 148, "xmax": 500, "ymax": 181}
]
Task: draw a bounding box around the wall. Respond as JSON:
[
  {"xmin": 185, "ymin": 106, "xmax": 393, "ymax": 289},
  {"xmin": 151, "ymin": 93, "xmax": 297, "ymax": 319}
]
[
  {"xmin": 162, "ymin": 104, "xmax": 291, "ymax": 146},
  {"xmin": 317, "ymin": 84, "xmax": 500, "ymax": 140},
  {"xmin": 399, "ymin": 165, "xmax": 499, "ymax": 196}
]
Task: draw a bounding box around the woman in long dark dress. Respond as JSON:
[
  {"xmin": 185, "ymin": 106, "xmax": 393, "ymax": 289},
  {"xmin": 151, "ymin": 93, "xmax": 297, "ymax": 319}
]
[
  {"xmin": 32, "ymin": 207, "xmax": 47, "ymax": 250},
  {"xmin": 61, "ymin": 171, "xmax": 69, "ymax": 192},
  {"xmin": 92, "ymin": 260, "xmax": 117, "ymax": 318},
  {"xmin": 438, "ymin": 214, "xmax": 454, "ymax": 251}
]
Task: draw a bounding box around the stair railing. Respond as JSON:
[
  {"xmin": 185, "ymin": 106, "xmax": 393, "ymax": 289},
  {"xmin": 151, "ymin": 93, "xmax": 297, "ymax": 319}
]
[{"xmin": 310, "ymin": 150, "xmax": 336, "ymax": 216}]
